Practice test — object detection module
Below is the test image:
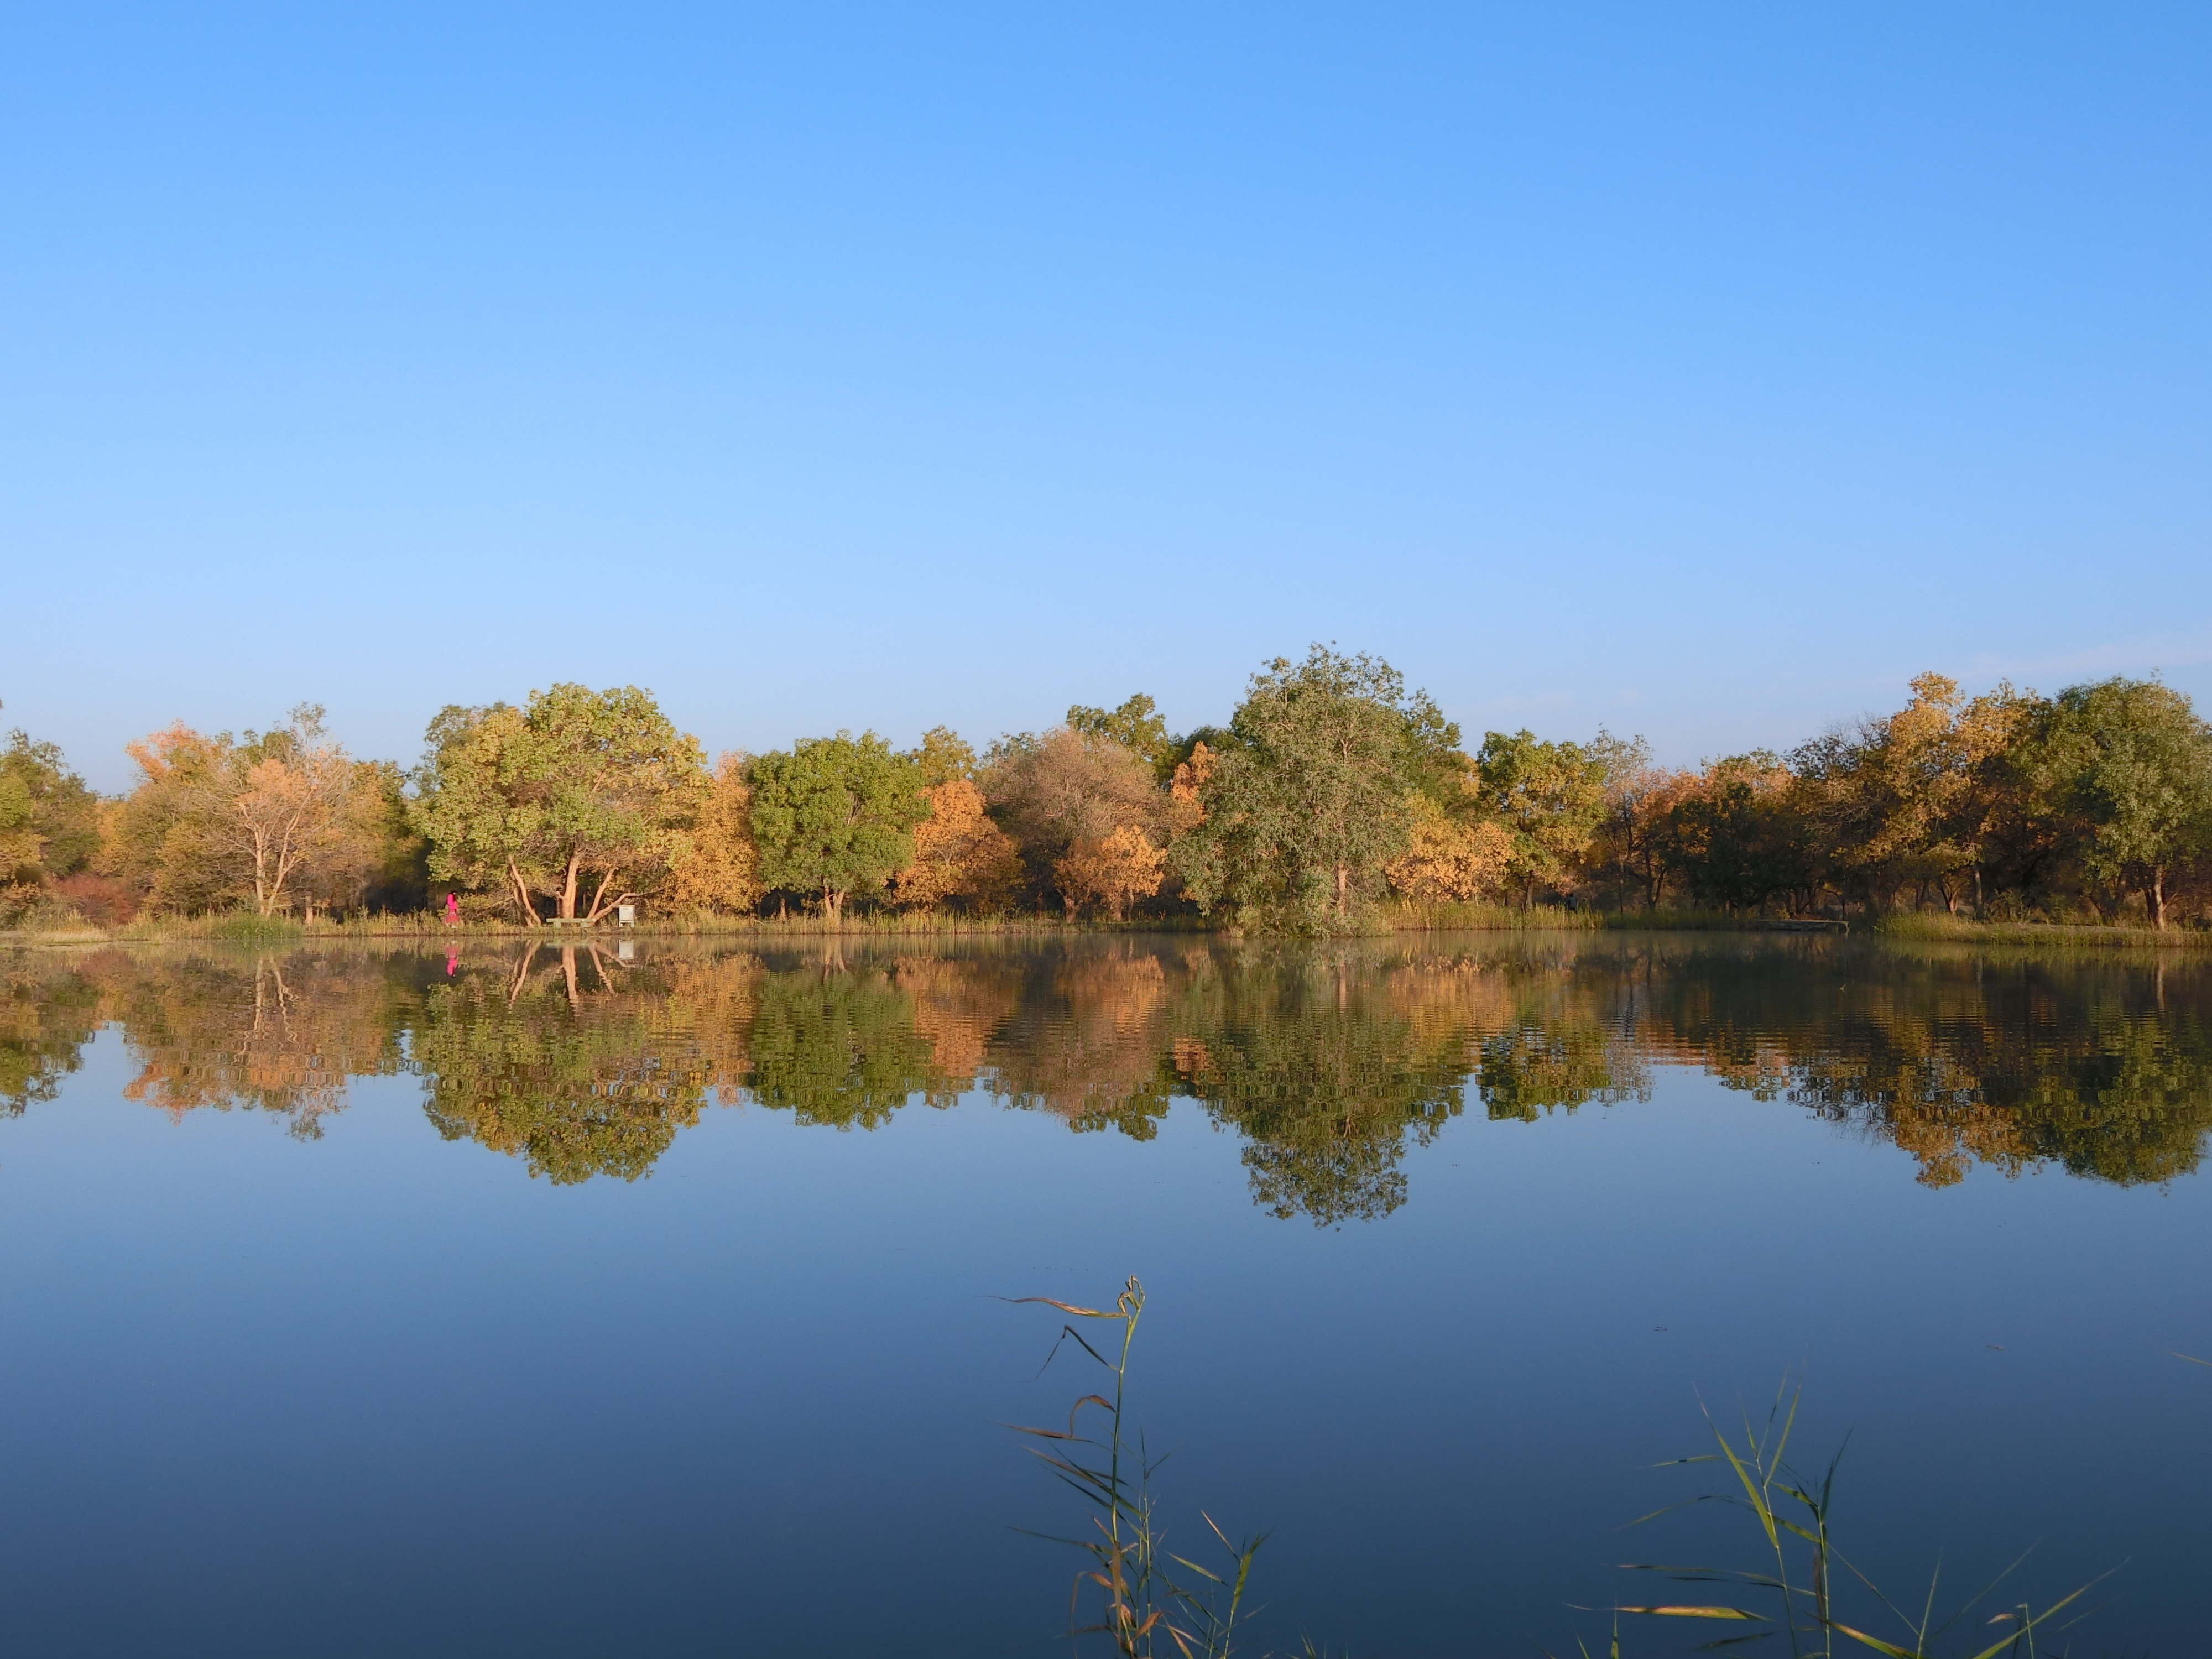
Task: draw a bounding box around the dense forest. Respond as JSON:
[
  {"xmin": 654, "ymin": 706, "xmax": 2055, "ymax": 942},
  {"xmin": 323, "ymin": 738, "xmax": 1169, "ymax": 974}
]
[{"xmin": 5, "ymin": 645, "xmax": 2212, "ymax": 933}]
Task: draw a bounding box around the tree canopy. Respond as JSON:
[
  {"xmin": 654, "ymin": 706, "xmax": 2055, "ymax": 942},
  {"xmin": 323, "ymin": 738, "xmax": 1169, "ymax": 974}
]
[
  {"xmin": 1172, "ymin": 646, "xmax": 1457, "ymax": 930},
  {"xmin": 748, "ymin": 732, "xmax": 928, "ymax": 920},
  {"xmin": 2026, "ymin": 677, "xmax": 2212, "ymax": 928},
  {"xmin": 414, "ymin": 684, "xmax": 707, "ymax": 925}
]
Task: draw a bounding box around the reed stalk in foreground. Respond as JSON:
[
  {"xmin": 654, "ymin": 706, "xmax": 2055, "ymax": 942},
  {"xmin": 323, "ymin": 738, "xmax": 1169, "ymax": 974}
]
[
  {"xmin": 1557, "ymin": 1380, "xmax": 2105, "ymax": 1659},
  {"xmin": 1004, "ymin": 1277, "xmax": 1266, "ymax": 1659}
]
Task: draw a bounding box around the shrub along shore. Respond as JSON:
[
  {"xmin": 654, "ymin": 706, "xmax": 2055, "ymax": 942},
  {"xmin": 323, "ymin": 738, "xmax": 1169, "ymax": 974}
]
[{"xmin": 5, "ymin": 644, "xmax": 2212, "ymax": 938}]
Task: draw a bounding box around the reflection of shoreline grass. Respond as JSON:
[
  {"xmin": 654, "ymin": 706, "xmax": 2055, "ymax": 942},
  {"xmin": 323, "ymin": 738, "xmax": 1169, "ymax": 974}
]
[{"xmin": 9, "ymin": 912, "xmax": 1111, "ymax": 945}]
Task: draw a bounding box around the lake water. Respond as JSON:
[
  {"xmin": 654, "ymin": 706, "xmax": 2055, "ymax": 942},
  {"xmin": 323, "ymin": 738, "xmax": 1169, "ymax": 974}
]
[{"xmin": 2, "ymin": 932, "xmax": 2208, "ymax": 1656}]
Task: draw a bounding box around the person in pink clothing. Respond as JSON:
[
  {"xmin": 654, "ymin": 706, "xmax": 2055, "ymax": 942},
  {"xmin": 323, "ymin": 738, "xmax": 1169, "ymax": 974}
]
[{"xmin": 444, "ymin": 892, "xmax": 460, "ymax": 926}]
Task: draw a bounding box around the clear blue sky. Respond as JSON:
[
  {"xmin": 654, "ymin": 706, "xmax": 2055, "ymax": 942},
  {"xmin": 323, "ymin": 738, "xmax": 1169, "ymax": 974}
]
[{"xmin": 4, "ymin": 3, "xmax": 2207, "ymax": 790}]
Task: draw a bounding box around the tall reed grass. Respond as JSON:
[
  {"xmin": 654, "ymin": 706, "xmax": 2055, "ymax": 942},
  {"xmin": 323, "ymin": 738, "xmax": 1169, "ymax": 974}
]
[
  {"xmin": 1000, "ymin": 1290, "xmax": 2111, "ymax": 1659},
  {"xmin": 1006, "ymin": 1277, "xmax": 1266, "ymax": 1658},
  {"xmin": 1557, "ymin": 1380, "xmax": 2103, "ymax": 1659}
]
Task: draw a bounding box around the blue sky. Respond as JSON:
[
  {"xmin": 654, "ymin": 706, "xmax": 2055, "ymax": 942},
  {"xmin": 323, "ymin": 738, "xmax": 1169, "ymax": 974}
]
[{"xmin": 4, "ymin": 3, "xmax": 2207, "ymax": 789}]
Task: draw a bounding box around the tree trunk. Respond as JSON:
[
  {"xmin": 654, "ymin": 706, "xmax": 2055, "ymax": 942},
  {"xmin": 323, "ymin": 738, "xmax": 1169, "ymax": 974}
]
[
  {"xmin": 1334, "ymin": 863, "xmax": 1349, "ymax": 915},
  {"xmin": 521, "ymin": 878, "xmax": 539, "ymax": 925},
  {"xmin": 2148, "ymin": 868, "xmax": 2167, "ymax": 931},
  {"xmin": 508, "ymin": 859, "xmax": 541, "ymax": 927},
  {"xmin": 582, "ymin": 868, "xmax": 625, "ymax": 925},
  {"xmin": 560, "ymin": 853, "xmax": 581, "ymax": 922},
  {"xmin": 823, "ymin": 888, "xmax": 844, "ymax": 923}
]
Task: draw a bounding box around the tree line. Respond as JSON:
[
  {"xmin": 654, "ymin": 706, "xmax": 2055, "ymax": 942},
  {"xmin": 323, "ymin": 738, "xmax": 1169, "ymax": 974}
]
[{"xmin": 4, "ymin": 646, "xmax": 2212, "ymax": 932}]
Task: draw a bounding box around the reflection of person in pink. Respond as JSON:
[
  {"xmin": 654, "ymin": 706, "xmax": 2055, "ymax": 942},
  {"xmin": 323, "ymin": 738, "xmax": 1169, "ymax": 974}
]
[
  {"xmin": 446, "ymin": 951, "xmax": 459, "ymax": 977},
  {"xmin": 444, "ymin": 892, "xmax": 460, "ymax": 927}
]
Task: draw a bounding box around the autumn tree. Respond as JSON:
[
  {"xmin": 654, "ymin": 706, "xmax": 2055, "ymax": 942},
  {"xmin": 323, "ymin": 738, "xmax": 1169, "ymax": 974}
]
[
  {"xmin": 221, "ymin": 707, "xmax": 366, "ymax": 917},
  {"xmin": 106, "ymin": 722, "xmax": 239, "ymax": 915},
  {"xmin": 662, "ymin": 753, "xmax": 763, "ymax": 916},
  {"xmin": 1581, "ymin": 733, "xmax": 1697, "ymax": 911},
  {"xmin": 1166, "ymin": 740, "xmax": 1217, "ymax": 833},
  {"xmin": 414, "ymin": 685, "xmax": 709, "ymax": 925},
  {"xmin": 983, "ymin": 726, "xmax": 1165, "ymax": 912},
  {"xmin": 748, "ymin": 732, "xmax": 928, "ymax": 920},
  {"xmin": 1788, "ymin": 675, "xmax": 2052, "ymax": 915},
  {"xmin": 1056, "ymin": 824, "xmax": 1167, "ymax": 921},
  {"xmin": 1172, "ymin": 646, "xmax": 1455, "ymax": 930},
  {"xmin": 103, "ymin": 708, "xmax": 395, "ymax": 919},
  {"xmin": 894, "ymin": 776, "xmax": 1022, "ymax": 911},
  {"xmin": 1794, "ymin": 675, "xmax": 1966, "ymax": 911},
  {"xmin": 1384, "ymin": 793, "xmax": 1512, "ymax": 902}
]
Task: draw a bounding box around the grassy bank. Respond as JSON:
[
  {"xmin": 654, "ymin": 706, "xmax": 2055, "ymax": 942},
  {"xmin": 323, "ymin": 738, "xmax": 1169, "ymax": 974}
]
[
  {"xmin": 7, "ymin": 905, "xmax": 2206, "ymax": 951},
  {"xmin": 1871, "ymin": 912, "xmax": 2212, "ymax": 949}
]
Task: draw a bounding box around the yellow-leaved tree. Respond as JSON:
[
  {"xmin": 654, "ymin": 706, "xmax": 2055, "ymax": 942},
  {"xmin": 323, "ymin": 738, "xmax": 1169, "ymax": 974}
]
[
  {"xmin": 1384, "ymin": 793, "xmax": 1513, "ymax": 902},
  {"xmin": 108, "ymin": 708, "xmax": 394, "ymax": 918},
  {"xmin": 662, "ymin": 753, "xmax": 763, "ymax": 916},
  {"xmin": 894, "ymin": 778, "xmax": 1022, "ymax": 911},
  {"xmin": 1056, "ymin": 825, "xmax": 1166, "ymax": 921}
]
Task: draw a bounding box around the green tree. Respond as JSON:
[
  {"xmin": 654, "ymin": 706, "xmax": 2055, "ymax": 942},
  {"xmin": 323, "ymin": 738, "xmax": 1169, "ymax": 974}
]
[
  {"xmin": 1172, "ymin": 647, "xmax": 1456, "ymax": 931},
  {"xmin": 414, "ymin": 685, "xmax": 708, "ymax": 925},
  {"xmin": 2025, "ymin": 677, "xmax": 2212, "ymax": 928},
  {"xmin": 0, "ymin": 727, "xmax": 100, "ymax": 895},
  {"xmin": 910, "ymin": 725, "xmax": 978, "ymax": 786},
  {"xmin": 1666, "ymin": 753, "xmax": 1814, "ymax": 914},
  {"xmin": 1469, "ymin": 729, "xmax": 1609, "ymax": 903},
  {"xmin": 748, "ymin": 732, "xmax": 927, "ymax": 920}
]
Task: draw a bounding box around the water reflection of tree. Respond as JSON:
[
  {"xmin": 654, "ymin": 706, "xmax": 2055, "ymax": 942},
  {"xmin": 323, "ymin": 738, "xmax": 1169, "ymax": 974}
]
[
  {"xmin": 744, "ymin": 961, "xmax": 956, "ymax": 1128},
  {"xmin": 414, "ymin": 945, "xmax": 755, "ymax": 1182},
  {"xmin": 1, "ymin": 954, "xmax": 105, "ymax": 1113},
  {"xmin": 1164, "ymin": 951, "xmax": 1489, "ymax": 1224},
  {"xmin": 97, "ymin": 947, "xmax": 412, "ymax": 1138},
  {"xmin": 1618, "ymin": 941, "xmax": 2212, "ymax": 1187},
  {"xmin": 4, "ymin": 938, "xmax": 2209, "ymax": 1202},
  {"xmin": 984, "ymin": 947, "xmax": 1179, "ymax": 1138}
]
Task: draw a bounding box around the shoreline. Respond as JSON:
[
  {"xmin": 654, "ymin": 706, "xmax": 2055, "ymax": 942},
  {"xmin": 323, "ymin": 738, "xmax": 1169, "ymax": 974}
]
[{"xmin": 7, "ymin": 912, "xmax": 2209, "ymax": 950}]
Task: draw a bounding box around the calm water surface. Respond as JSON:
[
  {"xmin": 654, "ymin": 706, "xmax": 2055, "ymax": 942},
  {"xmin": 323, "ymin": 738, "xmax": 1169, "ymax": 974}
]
[{"xmin": 3, "ymin": 933, "xmax": 2209, "ymax": 1656}]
